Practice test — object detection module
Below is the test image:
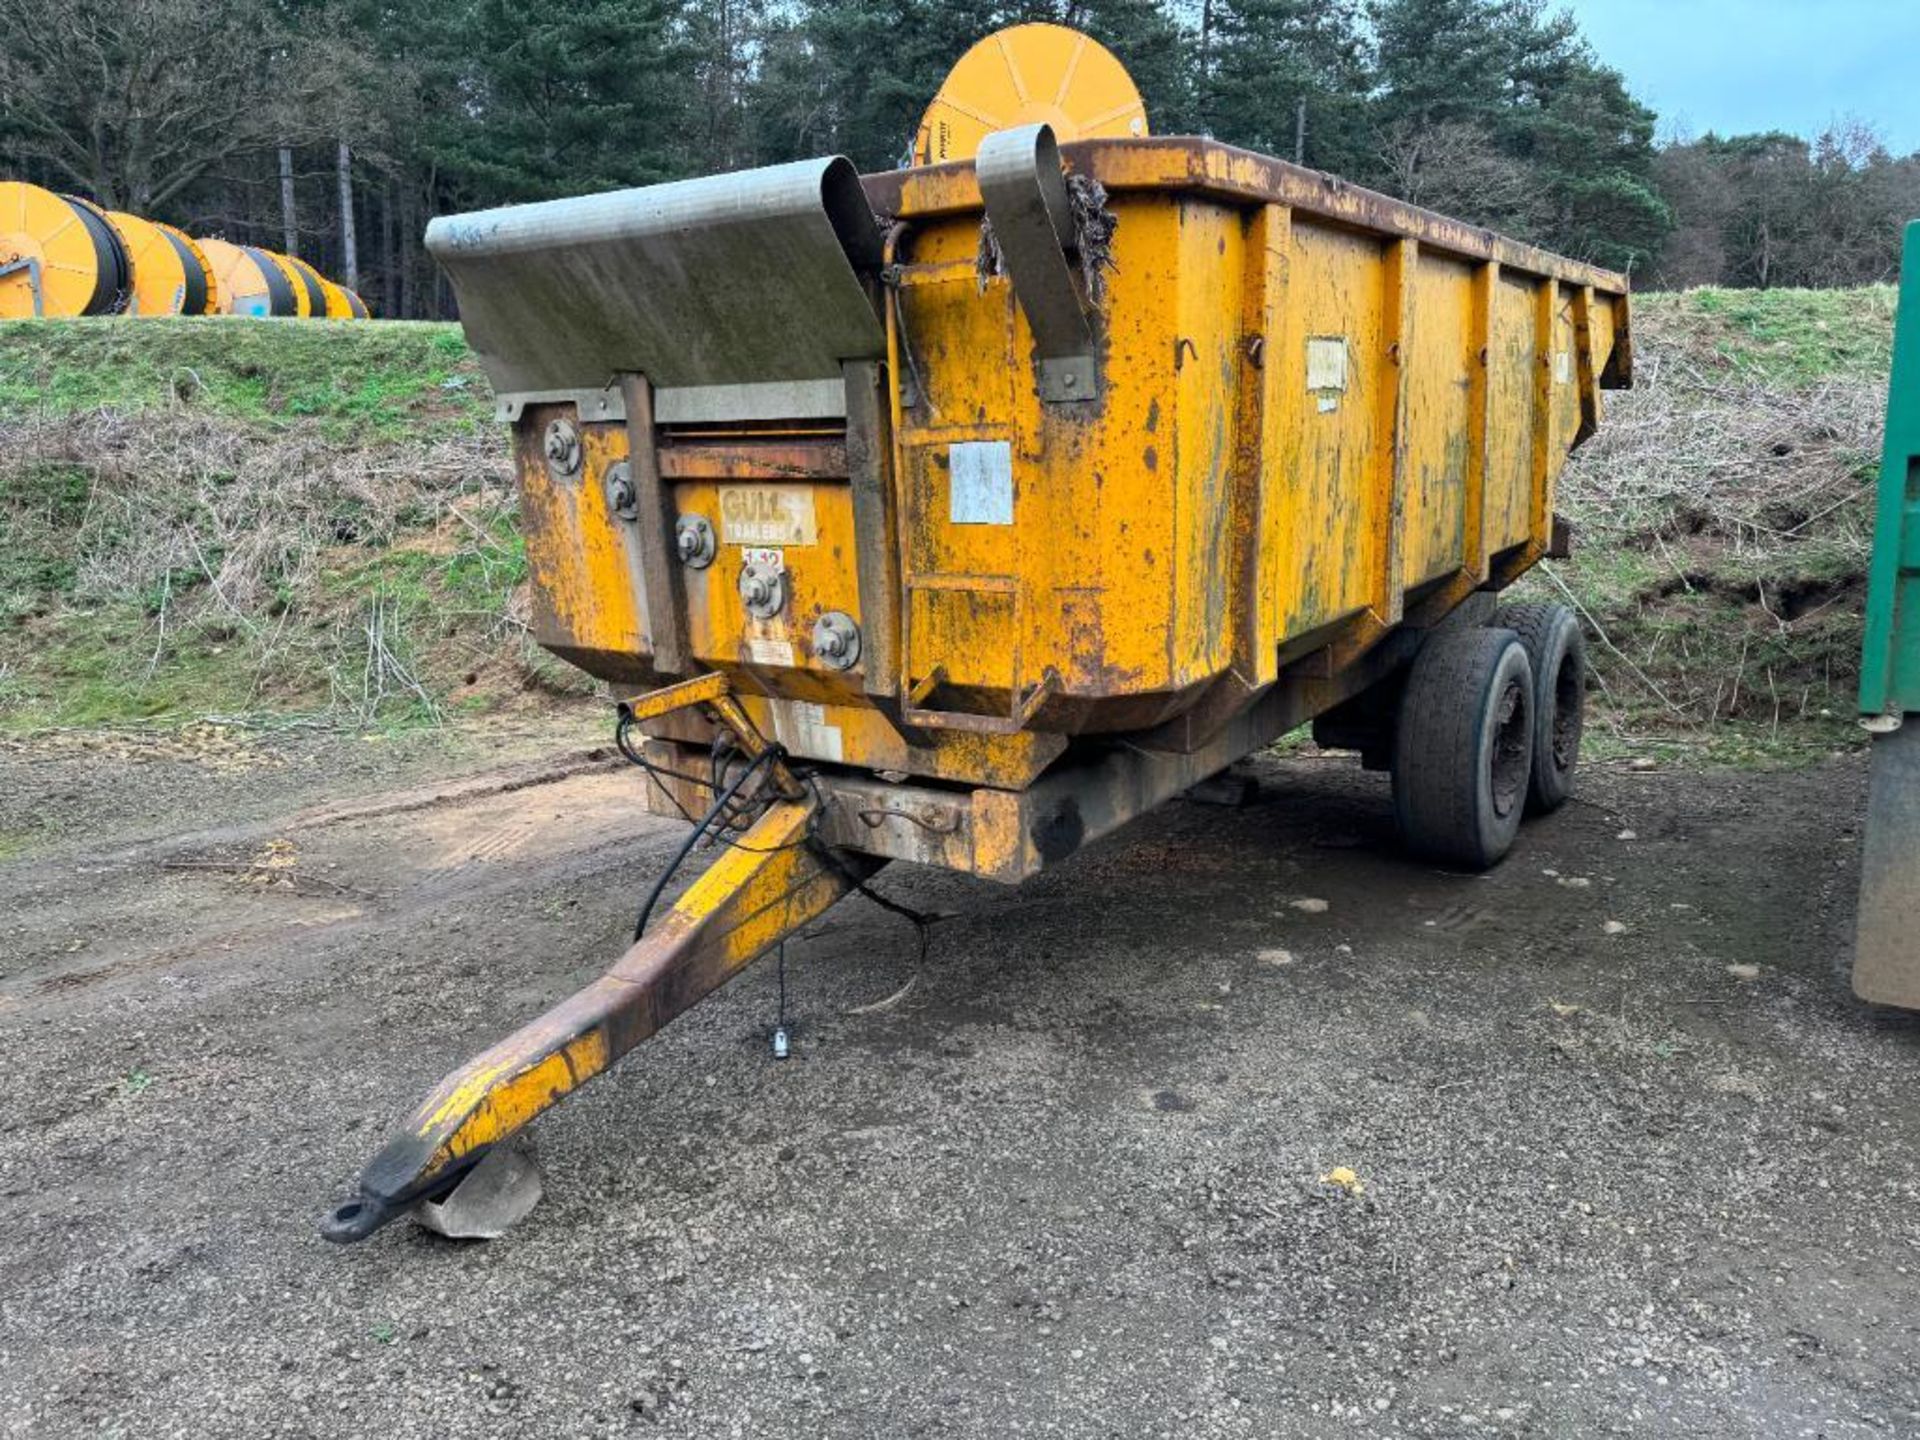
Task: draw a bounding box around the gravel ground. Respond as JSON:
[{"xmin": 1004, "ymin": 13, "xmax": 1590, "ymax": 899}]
[{"xmin": 1, "ymin": 726, "xmax": 1916, "ymax": 1438}]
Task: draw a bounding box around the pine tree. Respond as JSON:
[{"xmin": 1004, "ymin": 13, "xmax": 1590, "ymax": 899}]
[
  {"xmin": 1200, "ymin": 0, "xmax": 1369, "ymax": 172},
  {"xmin": 1367, "ymin": 0, "xmax": 1668, "ymax": 269},
  {"xmin": 428, "ymin": 0, "xmax": 696, "ymax": 202}
]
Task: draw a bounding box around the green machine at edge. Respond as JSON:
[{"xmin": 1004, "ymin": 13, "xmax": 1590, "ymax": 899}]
[{"xmin": 1855, "ymin": 220, "xmax": 1920, "ymax": 1005}]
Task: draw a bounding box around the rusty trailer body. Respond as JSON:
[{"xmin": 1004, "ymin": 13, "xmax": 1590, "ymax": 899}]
[
  {"xmin": 322, "ymin": 42, "xmax": 1629, "ymax": 1242},
  {"xmin": 453, "ymin": 136, "xmax": 1627, "ymax": 881}
]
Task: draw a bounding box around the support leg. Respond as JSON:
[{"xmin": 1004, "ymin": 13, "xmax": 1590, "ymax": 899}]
[{"xmin": 1855, "ymin": 723, "xmax": 1920, "ymax": 1007}]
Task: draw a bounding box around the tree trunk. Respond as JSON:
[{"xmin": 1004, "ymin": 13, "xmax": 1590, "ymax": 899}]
[
  {"xmin": 399, "ymin": 186, "xmax": 418, "ymax": 319},
  {"xmin": 279, "ymin": 147, "xmax": 299, "ymax": 256},
  {"xmin": 1198, "ymin": 0, "xmax": 1214, "ymax": 117},
  {"xmin": 337, "ymin": 142, "xmax": 359, "ymax": 291},
  {"xmin": 381, "ymin": 180, "xmax": 398, "ymax": 318}
]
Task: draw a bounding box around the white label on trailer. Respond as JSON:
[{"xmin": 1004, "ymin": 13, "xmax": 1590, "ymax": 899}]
[
  {"xmin": 1554, "ymin": 350, "xmax": 1573, "ymax": 384},
  {"xmin": 948, "ymin": 441, "xmax": 1014, "ymax": 525},
  {"xmin": 719, "ymin": 486, "xmax": 817, "ymax": 545},
  {"xmin": 741, "ymin": 546, "xmax": 785, "ymax": 573},
  {"xmin": 1306, "ymin": 336, "xmax": 1350, "ymax": 397},
  {"xmin": 771, "ymin": 700, "xmax": 844, "ymax": 761},
  {"xmin": 745, "ymin": 636, "xmax": 795, "ymax": 667}
]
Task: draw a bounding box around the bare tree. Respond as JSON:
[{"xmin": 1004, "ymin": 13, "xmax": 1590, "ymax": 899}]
[
  {"xmin": 0, "ymin": 0, "xmax": 371, "ymax": 212},
  {"xmin": 1802, "ymin": 120, "xmax": 1917, "ymax": 287},
  {"xmin": 1648, "ymin": 141, "xmax": 1735, "ymax": 288},
  {"xmin": 1377, "ymin": 118, "xmax": 1543, "ymax": 237}
]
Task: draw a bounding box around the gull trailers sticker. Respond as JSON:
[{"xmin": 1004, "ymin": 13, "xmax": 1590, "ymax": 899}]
[{"xmin": 719, "ymin": 486, "xmax": 817, "ymax": 546}]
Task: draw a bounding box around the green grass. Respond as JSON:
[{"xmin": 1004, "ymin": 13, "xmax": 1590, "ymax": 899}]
[
  {"xmin": 0, "ymin": 459, "xmax": 92, "ymax": 620},
  {"xmin": 1669, "ymin": 286, "xmax": 1897, "ymax": 385},
  {"xmin": 3, "ymin": 609, "xmax": 265, "ymax": 727},
  {"xmin": 326, "ymin": 509, "xmax": 529, "ymax": 614},
  {"xmin": 1536, "ymin": 285, "xmax": 1890, "ymax": 765},
  {"xmin": 0, "ymin": 318, "xmax": 489, "ymax": 440},
  {"xmin": 0, "ymin": 317, "xmax": 560, "ymax": 733}
]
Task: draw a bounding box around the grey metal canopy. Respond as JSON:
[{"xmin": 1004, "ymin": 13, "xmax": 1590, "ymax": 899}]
[{"xmin": 427, "ymin": 156, "xmax": 887, "ymax": 423}]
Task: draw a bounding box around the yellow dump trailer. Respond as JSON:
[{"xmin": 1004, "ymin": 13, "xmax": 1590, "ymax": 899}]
[{"xmin": 323, "ymin": 29, "xmax": 1629, "ymax": 1244}]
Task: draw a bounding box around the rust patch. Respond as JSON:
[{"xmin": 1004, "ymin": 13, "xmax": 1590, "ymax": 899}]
[{"xmin": 657, "ymin": 438, "xmax": 848, "ymax": 482}]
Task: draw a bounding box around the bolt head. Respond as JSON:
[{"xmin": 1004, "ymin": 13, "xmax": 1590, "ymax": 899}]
[
  {"xmin": 811, "ymin": 611, "xmax": 860, "ymax": 671},
  {"xmin": 543, "ymin": 419, "xmax": 582, "ymax": 475},
  {"xmin": 673, "ymin": 515, "xmax": 714, "ymax": 568}
]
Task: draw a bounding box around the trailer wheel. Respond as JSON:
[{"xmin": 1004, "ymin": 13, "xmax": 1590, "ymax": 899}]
[
  {"xmin": 1392, "ymin": 628, "xmax": 1535, "ymax": 869},
  {"xmin": 1496, "ymin": 600, "xmax": 1586, "ymax": 813}
]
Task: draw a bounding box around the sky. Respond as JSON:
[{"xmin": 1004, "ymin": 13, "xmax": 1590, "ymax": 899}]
[{"xmin": 1557, "ymin": 0, "xmax": 1920, "ymax": 153}]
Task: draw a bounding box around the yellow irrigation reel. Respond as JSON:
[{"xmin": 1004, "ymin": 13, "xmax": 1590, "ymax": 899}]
[
  {"xmin": 321, "ymin": 278, "xmax": 370, "ymax": 319},
  {"xmin": 4, "ymin": 176, "xmax": 362, "ymax": 320},
  {"xmin": 283, "ymin": 254, "xmax": 333, "ymax": 318},
  {"xmin": 0, "ymin": 180, "xmax": 132, "ymax": 317},
  {"xmin": 317, "ymin": 275, "xmax": 353, "ymax": 318},
  {"xmin": 258, "ymin": 250, "xmax": 311, "ymax": 316},
  {"xmin": 316, "ymin": 275, "xmax": 370, "ymax": 319},
  {"xmin": 195, "ymin": 237, "xmax": 261, "ymax": 314},
  {"xmin": 154, "ymin": 223, "xmax": 220, "ymax": 314},
  {"xmin": 197, "ymin": 237, "xmax": 295, "ymax": 316},
  {"xmin": 911, "ymin": 23, "xmax": 1148, "ymax": 165},
  {"xmin": 103, "ymin": 208, "xmax": 215, "ymax": 315}
]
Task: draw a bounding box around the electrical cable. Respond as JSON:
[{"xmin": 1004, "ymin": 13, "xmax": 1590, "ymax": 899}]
[
  {"xmin": 630, "ymin": 745, "xmax": 780, "ymax": 942},
  {"xmin": 615, "ymin": 703, "xmax": 699, "ymax": 823},
  {"xmin": 612, "ymin": 707, "xmax": 942, "ymax": 999},
  {"xmin": 614, "ymin": 704, "xmax": 817, "ymax": 856}
]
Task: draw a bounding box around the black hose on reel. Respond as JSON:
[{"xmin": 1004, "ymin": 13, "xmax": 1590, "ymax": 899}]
[
  {"xmin": 161, "ymin": 230, "xmax": 209, "ymax": 315},
  {"xmin": 60, "ymin": 196, "xmax": 131, "ymax": 315},
  {"xmin": 241, "ymin": 246, "xmax": 299, "ymax": 316}
]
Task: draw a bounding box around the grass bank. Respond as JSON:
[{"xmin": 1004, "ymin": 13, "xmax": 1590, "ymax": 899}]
[
  {"xmin": 1531, "ymin": 285, "xmax": 1891, "ymax": 763},
  {"xmin": 0, "ymin": 291, "xmax": 1894, "ymax": 759},
  {"xmin": 0, "ymin": 317, "xmax": 580, "ymax": 733}
]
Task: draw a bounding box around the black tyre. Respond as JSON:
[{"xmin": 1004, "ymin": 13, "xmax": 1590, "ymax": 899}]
[
  {"xmin": 1392, "ymin": 627, "xmax": 1535, "ymax": 869},
  {"xmin": 1496, "ymin": 600, "xmax": 1586, "ymax": 813}
]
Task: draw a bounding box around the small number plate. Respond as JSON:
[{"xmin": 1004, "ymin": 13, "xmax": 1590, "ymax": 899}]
[{"xmin": 741, "ymin": 546, "xmax": 785, "ymax": 573}]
